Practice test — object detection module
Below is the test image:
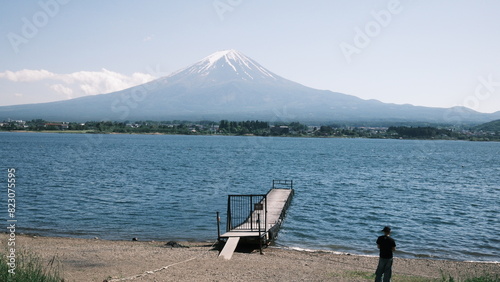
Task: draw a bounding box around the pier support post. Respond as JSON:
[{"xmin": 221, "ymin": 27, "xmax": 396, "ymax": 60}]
[
  {"xmin": 258, "ymin": 213, "xmax": 263, "ymax": 255},
  {"xmin": 217, "ymin": 212, "xmax": 221, "ymax": 240}
]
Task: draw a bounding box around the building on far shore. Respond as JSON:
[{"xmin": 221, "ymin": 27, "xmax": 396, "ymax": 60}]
[
  {"xmin": 271, "ymin": 125, "xmax": 290, "ymax": 135},
  {"xmin": 44, "ymin": 122, "xmax": 69, "ymax": 130}
]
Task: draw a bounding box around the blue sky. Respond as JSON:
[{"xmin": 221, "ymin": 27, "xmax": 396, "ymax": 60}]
[{"xmin": 1, "ymin": 0, "xmax": 499, "ymax": 113}]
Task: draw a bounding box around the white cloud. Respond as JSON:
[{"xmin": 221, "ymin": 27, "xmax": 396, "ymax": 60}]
[
  {"xmin": 0, "ymin": 69, "xmax": 56, "ymax": 82},
  {"xmin": 66, "ymin": 69, "xmax": 156, "ymax": 95},
  {"xmin": 143, "ymin": 34, "xmax": 154, "ymax": 41},
  {"xmin": 50, "ymin": 84, "xmax": 74, "ymax": 99},
  {"xmin": 0, "ymin": 68, "xmax": 157, "ymax": 99}
]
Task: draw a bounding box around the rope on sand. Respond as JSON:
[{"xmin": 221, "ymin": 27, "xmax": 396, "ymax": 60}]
[{"xmin": 107, "ymin": 240, "xmax": 219, "ymax": 281}]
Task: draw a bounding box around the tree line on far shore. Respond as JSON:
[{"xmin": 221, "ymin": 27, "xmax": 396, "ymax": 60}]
[{"xmin": 1, "ymin": 119, "xmax": 499, "ymax": 141}]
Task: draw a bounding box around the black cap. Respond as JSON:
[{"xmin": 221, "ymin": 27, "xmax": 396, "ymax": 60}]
[{"xmin": 381, "ymin": 226, "xmax": 391, "ymax": 233}]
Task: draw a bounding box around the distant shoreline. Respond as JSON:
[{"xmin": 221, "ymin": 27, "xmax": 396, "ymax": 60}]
[{"xmin": 2, "ymin": 129, "xmax": 499, "ymax": 142}]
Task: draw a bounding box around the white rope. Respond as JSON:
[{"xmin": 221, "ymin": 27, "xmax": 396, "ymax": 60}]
[{"xmin": 108, "ymin": 240, "xmax": 218, "ymax": 281}]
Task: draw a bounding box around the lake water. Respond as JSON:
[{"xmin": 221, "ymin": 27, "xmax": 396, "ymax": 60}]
[{"xmin": 1, "ymin": 132, "xmax": 499, "ymax": 262}]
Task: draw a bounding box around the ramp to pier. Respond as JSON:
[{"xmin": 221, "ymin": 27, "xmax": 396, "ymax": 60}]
[{"xmin": 218, "ymin": 237, "xmax": 240, "ymax": 260}]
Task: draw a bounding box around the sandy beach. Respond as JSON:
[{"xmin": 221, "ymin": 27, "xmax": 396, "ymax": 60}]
[{"xmin": 1, "ymin": 234, "xmax": 498, "ymax": 282}]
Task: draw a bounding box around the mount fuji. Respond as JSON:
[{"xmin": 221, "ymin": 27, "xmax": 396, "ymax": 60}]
[{"xmin": 1, "ymin": 50, "xmax": 499, "ymax": 123}]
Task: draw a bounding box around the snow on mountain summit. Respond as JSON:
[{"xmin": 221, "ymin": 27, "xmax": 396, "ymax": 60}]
[
  {"xmin": 168, "ymin": 49, "xmax": 278, "ymax": 84},
  {"xmin": 204, "ymin": 49, "xmax": 240, "ymax": 65}
]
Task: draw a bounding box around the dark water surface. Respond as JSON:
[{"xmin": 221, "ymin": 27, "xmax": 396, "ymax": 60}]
[{"xmin": 1, "ymin": 132, "xmax": 498, "ymax": 261}]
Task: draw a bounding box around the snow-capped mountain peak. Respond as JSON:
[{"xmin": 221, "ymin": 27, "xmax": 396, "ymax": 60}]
[
  {"xmin": 204, "ymin": 49, "xmax": 239, "ymax": 65},
  {"xmin": 2, "ymin": 49, "xmax": 498, "ymax": 123},
  {"xmin": 168, "ymin": 49, "xmax": 278, "ymax": 83}
]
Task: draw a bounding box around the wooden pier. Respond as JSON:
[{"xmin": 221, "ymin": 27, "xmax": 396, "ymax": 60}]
[{"xmin": 218, "ymin": 180, "xmax": 294, "ymax": 259}]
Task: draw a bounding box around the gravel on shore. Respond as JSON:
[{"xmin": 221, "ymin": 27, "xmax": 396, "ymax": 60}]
[{"xmin": 1, "ymin": 234, "xmax": 498, "ymax": 282}]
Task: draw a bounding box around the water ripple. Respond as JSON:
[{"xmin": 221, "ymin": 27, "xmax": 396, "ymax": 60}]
[{"xmin": 1, "ymin": 133, "xmax": 498, "ymax": 261}]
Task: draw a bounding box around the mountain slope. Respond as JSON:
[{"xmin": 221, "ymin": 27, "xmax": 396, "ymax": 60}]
[
  {"xmin": 474, "ymin": 119, "xmax": 500, "ymax": 131},
  {"xmin": 1, "ymin": 50, "xmax": 499, "ymax": 123}
]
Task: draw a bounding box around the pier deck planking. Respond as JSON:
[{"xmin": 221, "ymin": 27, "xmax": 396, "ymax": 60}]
[{"xmin": 220, "ymin": 188, "xmax": 293, "ymax": 239}]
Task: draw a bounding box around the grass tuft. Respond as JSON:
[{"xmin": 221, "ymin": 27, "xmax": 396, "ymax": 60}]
[
  {"xmin": 441, "ymin": 273, "xmax": 500, "ymax": 282},
  {"xmin": 1, "ymin": 249, "xmax": 64, "ymax": 282}
]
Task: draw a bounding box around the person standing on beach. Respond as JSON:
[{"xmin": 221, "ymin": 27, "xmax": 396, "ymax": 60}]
[{"xmin": 375, "ymin": 226, "xmax": 396, "ymax": 282}]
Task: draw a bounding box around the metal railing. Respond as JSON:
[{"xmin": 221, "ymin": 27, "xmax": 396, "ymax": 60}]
[
  {"xmin": 272, "ymin": 180, "xmax": 293, "ymax": 189},
  {"xmin": 226, "ymin": 194, "xmax": 267, "ymax": 232}
]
